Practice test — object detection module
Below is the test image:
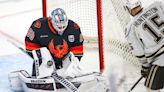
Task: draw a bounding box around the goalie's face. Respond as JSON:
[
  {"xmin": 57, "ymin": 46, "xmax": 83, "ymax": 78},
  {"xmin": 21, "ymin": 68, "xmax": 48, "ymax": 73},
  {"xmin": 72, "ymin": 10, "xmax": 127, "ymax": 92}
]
[{"xmin": 127, "ymin": 5, "xmax": 142, "ymax": 16}]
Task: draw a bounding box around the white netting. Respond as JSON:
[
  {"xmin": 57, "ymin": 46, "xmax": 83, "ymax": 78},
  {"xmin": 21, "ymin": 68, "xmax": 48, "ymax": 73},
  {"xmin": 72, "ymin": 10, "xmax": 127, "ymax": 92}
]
[
  {"xmin": 46, "ymin": 0, "xmax": 163, "ymax": 90},
  {"xmin": 47, "ymin": 0, "xmax": 98, "ymax": 39},
  {"xmin": 107, "ymin": 0, "xmax": 141, "ymax": 77},
  {"xmin": 46, "ymin": 0, "xmax": 160, "ymax": 71},
  {"xmin": 46, "ymin": 0, "xmax": 141, "ymax": 73}
]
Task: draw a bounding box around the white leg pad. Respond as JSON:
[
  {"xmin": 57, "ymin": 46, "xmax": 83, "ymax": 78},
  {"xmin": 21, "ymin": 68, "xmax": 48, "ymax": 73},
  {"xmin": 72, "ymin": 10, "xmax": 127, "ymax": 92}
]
[{"xmin": 8, "ymin": 71, "xmax": 23, "ymax": 91}]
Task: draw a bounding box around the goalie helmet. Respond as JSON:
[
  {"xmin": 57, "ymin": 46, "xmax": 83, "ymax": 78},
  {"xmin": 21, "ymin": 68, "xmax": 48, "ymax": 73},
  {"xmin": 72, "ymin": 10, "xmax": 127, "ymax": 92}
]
[
  {"xmin": 50, "ymin": 8, "xmax": 68, "ymax": 35},
  {"xmin": 126, "ymin": 0, "xmax": 141, "ymax": 10}
]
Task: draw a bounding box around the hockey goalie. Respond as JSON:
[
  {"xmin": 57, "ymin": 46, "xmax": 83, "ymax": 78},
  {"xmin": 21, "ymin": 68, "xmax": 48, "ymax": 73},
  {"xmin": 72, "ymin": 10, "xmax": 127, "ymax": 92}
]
[{"xmin": 8, "ymin": 47, "xmax": 109, "ymax": 92}]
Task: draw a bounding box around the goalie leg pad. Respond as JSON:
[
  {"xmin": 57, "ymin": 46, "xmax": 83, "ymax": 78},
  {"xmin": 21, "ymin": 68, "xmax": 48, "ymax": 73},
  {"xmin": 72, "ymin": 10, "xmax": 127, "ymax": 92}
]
[
  {"xmin": 32, "ymin": 47, "xmax": 55, "ymax": 79},
  {"xmin": 8, "ymin": 71, "xmax": 24, "ymax": 91}
]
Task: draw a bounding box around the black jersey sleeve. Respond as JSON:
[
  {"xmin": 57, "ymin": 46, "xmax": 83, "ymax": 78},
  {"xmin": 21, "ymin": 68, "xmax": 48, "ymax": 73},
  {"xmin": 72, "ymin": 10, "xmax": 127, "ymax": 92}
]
[
  {"xmin": 25, "ymin": 20, "xmax": 42, "ymax": 57},
  {"xmin": 69, "ymin": 22, "xmax": 84, "ymax": 61}
]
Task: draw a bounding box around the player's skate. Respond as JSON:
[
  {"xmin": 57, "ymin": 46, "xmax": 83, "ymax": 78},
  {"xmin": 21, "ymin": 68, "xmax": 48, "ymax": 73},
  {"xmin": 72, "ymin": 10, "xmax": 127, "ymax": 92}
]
[{"xmin": 8, "ymin": 47, "xmax": 110, "ymax": 92}]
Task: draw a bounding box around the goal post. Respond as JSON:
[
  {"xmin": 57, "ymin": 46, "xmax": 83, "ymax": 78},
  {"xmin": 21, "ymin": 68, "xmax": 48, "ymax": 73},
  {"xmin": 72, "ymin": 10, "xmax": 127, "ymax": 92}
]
[
  {"xmin": 96, "ymin": 0, "xmax": 104, "ymax": 73},
  {"xmin": 42, "ymin": 0, "xmax": 47, "ymax": 17}
]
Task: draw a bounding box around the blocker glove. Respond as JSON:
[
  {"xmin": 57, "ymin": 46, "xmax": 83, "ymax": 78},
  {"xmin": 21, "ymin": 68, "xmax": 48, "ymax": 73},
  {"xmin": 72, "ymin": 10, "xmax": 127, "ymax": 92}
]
[{"xmin": 141, "ymin": 63, "xmax": 151, "ymax": 78}]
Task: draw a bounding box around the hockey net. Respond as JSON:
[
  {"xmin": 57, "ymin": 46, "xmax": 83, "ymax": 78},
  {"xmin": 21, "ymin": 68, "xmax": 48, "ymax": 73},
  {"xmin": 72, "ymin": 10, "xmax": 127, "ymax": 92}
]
[
  {"xmin": 45, "ymin": 0, "xmax": 137, "ymax": 74},
  {"xmin": 45, "ymin": 0, "xmax": 158, "ymax": 77},
  {"xmin": 45, "ymin": 0, "xmax": 138, "ymax": 78}
]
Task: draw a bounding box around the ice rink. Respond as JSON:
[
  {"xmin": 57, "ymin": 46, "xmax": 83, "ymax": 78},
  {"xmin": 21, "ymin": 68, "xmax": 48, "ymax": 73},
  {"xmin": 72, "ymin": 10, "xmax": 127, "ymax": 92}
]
[{"xmin": 0, "ymin": 0, "xmax": 164, "ymax": 92}]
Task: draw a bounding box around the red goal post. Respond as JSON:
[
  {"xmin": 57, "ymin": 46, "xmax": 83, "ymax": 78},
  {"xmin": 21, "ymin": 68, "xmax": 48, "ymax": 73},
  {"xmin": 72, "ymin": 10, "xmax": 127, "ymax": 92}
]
[{"xmin": 42, "ymin": 0, "xmax": 47, "ymax": 17}]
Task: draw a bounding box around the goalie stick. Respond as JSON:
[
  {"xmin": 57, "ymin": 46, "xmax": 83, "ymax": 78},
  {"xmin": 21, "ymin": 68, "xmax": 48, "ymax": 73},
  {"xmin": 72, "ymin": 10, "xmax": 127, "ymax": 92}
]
[
  {"xmin": 52, "ymin": 72, "xmax": 78, "ymax": 92},
  {"xmin": 7, "ymin": 39, "xmax": 79, "ymax": 92}
]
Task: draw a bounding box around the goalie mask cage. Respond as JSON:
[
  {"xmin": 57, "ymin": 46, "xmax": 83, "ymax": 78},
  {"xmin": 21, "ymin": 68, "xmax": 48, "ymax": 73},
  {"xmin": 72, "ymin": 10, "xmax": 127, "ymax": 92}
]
[{"xmin": 42, "ymin": 0, "xmax": 158, "ymax": 76}]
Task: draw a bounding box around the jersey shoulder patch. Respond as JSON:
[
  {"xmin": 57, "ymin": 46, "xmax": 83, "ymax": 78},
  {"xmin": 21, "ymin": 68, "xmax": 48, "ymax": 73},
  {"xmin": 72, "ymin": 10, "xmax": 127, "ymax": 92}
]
[
  {"xmin": 32, "ymin": 18, "xmax": 47, "ymax": 29},
  {"xmin": 26, "ymin": 28, "xmax": 35, "ymax": 41},
  {"xmin": 33, "ymin": 20, "xmax": 41, "ymax": 28}
]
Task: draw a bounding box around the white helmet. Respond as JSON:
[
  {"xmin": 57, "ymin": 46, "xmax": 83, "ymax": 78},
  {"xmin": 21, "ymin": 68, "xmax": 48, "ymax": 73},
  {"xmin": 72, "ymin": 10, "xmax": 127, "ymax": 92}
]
[
  {"xmin": 50, "ymin": 8, "xmax": 68, "ymax": 34},
  {"xmin": 126, "ymin": 0, "xmax": 141, "ymax": 10}
]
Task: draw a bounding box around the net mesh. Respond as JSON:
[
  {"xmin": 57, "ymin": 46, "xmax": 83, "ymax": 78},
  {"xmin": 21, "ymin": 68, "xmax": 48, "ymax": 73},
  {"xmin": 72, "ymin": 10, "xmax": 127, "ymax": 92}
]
[
  {"xmin": 46, "ymin": 0, "xmax": 141, "ymax": 74},
  {"xmin": 46, "ymin": 0, "xmax": 162, "ymax": 89},
  {"xmin": 47, "ymin": 0, "xmax": 159, "ymax": 68},
  {"xmin": 47, "ymin": 0, "xmax": 98, "ymax": 39}
]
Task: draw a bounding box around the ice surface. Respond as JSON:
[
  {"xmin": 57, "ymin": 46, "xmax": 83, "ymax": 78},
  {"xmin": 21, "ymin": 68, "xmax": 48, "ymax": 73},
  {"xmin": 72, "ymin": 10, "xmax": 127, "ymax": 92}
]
[{"xmin": 0, "ymin": 53, "xmax": 32, "ymax": 92}]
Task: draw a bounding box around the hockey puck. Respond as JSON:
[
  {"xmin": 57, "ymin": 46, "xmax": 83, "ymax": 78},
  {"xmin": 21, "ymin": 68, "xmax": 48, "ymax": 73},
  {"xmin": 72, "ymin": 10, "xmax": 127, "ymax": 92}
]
[{"xmin": 47, "ymin": 60, "xmax": 53, "ymax": 67}]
